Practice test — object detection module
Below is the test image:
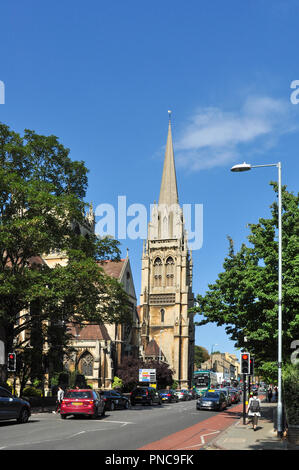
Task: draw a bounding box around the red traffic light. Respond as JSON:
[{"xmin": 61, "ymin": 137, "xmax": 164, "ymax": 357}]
[
  {"xmin": 242, "ymin": 354, "xmax": 248, "ymax": 360},
  {"xmin": 9, "ymin": 354, "xmax": 14, "ymax": 359}
]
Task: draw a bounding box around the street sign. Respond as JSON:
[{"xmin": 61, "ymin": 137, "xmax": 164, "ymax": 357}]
[{"xmin": 139, "ymin": 369, "xmax": 156, "ymax": 383}]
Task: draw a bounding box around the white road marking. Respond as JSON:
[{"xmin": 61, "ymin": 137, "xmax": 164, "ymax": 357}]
[{"xmin": 178, "ymin": 430, "xmax": 221, "ymax": 450}]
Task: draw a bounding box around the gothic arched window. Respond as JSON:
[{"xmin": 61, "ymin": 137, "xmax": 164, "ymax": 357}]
[
  {"xmin": 153, "ymin": 257, "xmax": 162, "ymax": 287},
  {"xmin": 161, "ymin": 308, "xmax": 165, "ymax": 323},
  {"xmin": 166, "ymin": 256, "xmax": 174, "ymax": 287},
  {"xmin": 79, "ymin": 351, "xmax": 94, "ymax": 377}
]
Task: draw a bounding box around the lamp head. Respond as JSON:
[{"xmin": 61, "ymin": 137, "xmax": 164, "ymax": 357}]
[{"xmin": 230, "ymin": 162, "xmax": 252, "ymax": 172}]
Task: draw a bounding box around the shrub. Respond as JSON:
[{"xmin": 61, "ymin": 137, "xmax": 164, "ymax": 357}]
[
  {"xmin": 171, "ymin": 380, "xmax": 178, "ymax": 390},
  {"xmin": 282, "ymin": 363, "xmax": 299, "ymax": 425},
  {"xmin": 112, "ymin": 376, "xmax": 123, "ymax": 390},
  {"xmin": 22, "ymin": 386, "xmax": 43, "ymax": 398}
]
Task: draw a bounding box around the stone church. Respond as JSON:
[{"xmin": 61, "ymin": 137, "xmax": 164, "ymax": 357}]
[{"xmin": 139, "ymin": 115, "xmax": 195, "ymax": 388}]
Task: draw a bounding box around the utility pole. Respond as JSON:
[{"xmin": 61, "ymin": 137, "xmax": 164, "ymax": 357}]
[{"xmin": 243, "ymin": 374, "xmax": 246, "ymax": 425}]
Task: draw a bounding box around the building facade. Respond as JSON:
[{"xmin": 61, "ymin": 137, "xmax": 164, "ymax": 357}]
[
  {"xmin": 201, "ymin": 352, "xmax": 240, "ymax": 384},
  {"xmin": 66, "ymin": 257, "xmax": 140, "ymax": 389},
  {"xmin": 139, "ymin": 115, "xmax": 195, "ymax": 388}
]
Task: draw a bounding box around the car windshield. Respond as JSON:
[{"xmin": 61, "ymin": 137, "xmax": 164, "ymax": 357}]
[
  {"xmin": 65, "ymin": 391, "xmax": 92, "ymax": 399},
  {"xmin": 203, "ymin": 392, "xmax": 220, "ymax": 399}
]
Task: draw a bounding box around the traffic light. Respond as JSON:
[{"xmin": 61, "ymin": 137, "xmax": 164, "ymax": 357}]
[
  {"xmin": 249, "ymin": 356, "xmax": 254, "ymax": 376},
  {"xmin": 241, "ymin": 352, "xmax": 250, "ymax": 374},
  {"xmin": 7, "ymin": 352, "xmax": 16, "ymax": 372}
]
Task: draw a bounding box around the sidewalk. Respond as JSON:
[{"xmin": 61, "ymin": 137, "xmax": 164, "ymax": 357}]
[{"xmin": 204, "ymin": 401, "xmax": 299, "ymax": 450}]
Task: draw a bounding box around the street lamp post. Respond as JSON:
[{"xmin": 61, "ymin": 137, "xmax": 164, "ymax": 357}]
[
  {"xmin": 231, "ymin": 161, "xmax": 283, "ymax": 436},
  {"xmin": 159, "ymin": 329, "xmax": 164, "ymax": 362}
]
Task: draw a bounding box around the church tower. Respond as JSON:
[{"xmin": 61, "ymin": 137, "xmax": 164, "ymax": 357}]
[{"xmin": 140, "ymin": 113, "xmax": 195, "ymax": 388}]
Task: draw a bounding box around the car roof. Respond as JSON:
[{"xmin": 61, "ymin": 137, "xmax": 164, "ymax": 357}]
[{"xmin": 67, "ymin": 389, "xmax": 93, "ymax": 392}]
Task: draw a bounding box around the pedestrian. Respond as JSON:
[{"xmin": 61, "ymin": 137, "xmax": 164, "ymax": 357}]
[
  {"xmin": 247, "ymin": 391, "xmax": 261, "ymax": 431},
  {"xmin": 273, "ymin": 386, "xmax": 278, "ymax": 402},
  {"xmin": 55, "ymin": 386, "xmax": 64, "ymax": 413},
  {"xmin": 267, "ymin": 386, "xmax": 273, "ymax": 403}
]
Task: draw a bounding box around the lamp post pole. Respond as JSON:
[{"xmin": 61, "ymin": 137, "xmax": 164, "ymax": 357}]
[
  {"xmin": 231, "ymin": 162, "xmax": 283, "ymax": 437},
  {"xmin": 159, "ymin": 329, "xmax": 164, "ymax": 363}
]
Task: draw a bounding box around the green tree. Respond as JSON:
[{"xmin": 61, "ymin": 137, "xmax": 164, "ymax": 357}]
[
  {"xmin": 192, "ymin": 183, "xmax": 299, "ymax": 381},
  {"xmin": 0, "ymin": 123, "xmax": 131, "ymax": 380},
  {"xmin": 194, "ymin": 345, "xmax": 210, "ymax": 369}
]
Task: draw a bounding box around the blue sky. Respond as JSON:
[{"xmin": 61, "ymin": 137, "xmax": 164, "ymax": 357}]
[{"xmin": 1, "ymin": 0, "xmax": 299, "ymax": 357}]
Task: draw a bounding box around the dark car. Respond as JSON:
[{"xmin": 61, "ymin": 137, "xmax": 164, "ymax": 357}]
[
  {"xmin": 187, "ymin": 389, "xmax": 197, "ymax": 400},
  {"xmin": 228, "ymin": 388, "xmax": 240, "ymax": 403},
  {"xmin": 101, "ymin": 390, "xmax": 130, "ymax": 410},
  {"xmin": 130, "ymin": 387, "xmax": 162, "ymax": 406},
  {"xmin": 0, "ymin": 386, "xmax": 31, "ymax": 424},
  {"xmin": 221, "ymin": 388, "xmax": 232, "ymax": 406},
  {"xmin": 60, "ymin": 389, "xmax": 105, "ymax": 419},
  {"xmin": 159, "ymin": 389, "xmax": 179, "ymax": 403},
  {"xmin": 196, "ymin": 390, "xmax": 227, "ymax": 411}
]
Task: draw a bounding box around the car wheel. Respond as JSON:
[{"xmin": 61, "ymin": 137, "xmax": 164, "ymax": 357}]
[
  {"xmin": 90, "ymin": 407, "xmax": 98, "ymax": 419},
  {"xmin": 110, "ymin": 402, "xmax": 115, "ymax": 411},
  {"xmin": 17, "ymin": 407, "xmax": 30, "ymax": 424},
  {"xmin": 101, "ymin": 407, "xmax": 106, "ymax": 417},
  {"xmin": 60, "ymin": 414, "xmax": 67, "ymax": 419},
  {"xmin": 124, "ymin": 401, "xmax": 129, "ymax": 409},
  {"xmin": 158, "ymin": 400, "xmax": 162, "ymax": 406}
]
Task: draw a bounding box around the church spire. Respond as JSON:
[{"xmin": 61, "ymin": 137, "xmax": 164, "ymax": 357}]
[{"xmin": 158, "ymin": 111, "xmax": 179, "ymax": 206}]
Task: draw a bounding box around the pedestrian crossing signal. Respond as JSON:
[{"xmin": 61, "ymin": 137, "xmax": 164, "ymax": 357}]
[
  {"xmin": 249, "ymin": 356, "xmax": 254, "ymax": 376},
  {"xmin": 241, "ymin": 353, "xmax": 250, "ymax": 374}
]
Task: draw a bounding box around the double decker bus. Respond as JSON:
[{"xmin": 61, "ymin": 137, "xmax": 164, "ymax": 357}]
[{"xmin": 192, "ymin": 370, "xmax": 218, "ymax": 396}]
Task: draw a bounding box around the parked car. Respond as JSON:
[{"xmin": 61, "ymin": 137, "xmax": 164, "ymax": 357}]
[
  {"xmin": 130, "ymin": 387, "xmax": 162, "ymax": 406},
  {"xmin": 174, "ymin": 389, "xmax": 190, "ymax": 401},
  {"xmin": 221, "ymin": 388, "xmax": 232, "ymax": 406},
  {"xmin": 0, "ymin": 386, "xmax": 31, "ymax": 424},
  {"xmin": 187, "ymin": 389, "xmax": 197, "ymax": 400},
  {"xmin": 159, "ymin": 389, "xmax": 179, "ymax": 403},
  {"xmin": 60, "ymin": 389, "xmax": 105, "ymax": 419},
  {"xmin": 228, "ymin": 388, "xmax": 240, "ymax": 404},
  {"xmin": 196, "ymin": 390, "xmax": 227, "ymax": 411},
  {"xmin": 101, "ymin": 390, "xmax": 130, "ymax": 410}
]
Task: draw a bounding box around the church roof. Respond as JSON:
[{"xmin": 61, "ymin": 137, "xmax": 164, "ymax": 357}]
[
  {"xmin": 158, "ymin": 112, "xmax": 179, "ymax": 206},
  {"xmin": 68, "ymin": 323, "xmax": 111, "ymax": 341},
  {"xmin": 144, "ymin": 338, "xmax": 162, "ymax": 357},
  {"xmin": 97, "ymin": 259, "xmax": 126, "ymax": 279}
]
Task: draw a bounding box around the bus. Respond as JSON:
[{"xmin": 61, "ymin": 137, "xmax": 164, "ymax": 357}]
[{"xmin": 192, "ymin": 370, "xmax": 218, "ymax": 396}]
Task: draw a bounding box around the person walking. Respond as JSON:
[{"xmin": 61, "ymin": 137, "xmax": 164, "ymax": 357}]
[
  {"xmin": 267, "ymin": 386, "xmax": 273, "ymax": 403},
  {"xmin": 55, "ymin": 386, "xmax": 64, "ymax": 413},
  {"xmin": 247, "ymin": 391, "xmax": 261, "ymax": 431}
]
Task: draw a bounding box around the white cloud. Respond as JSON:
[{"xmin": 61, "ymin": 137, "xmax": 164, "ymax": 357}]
[{"xmin": 174, "ymin": 96, "xmax": 296, "ymax": 171}]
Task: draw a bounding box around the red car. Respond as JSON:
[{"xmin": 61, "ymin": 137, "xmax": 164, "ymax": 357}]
[{"xmin": 60, "ymin": 389, "xmax": 105, "ymax": 419}]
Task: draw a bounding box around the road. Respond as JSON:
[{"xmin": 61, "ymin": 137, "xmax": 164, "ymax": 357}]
[{"xmin": 0, "ymin": 399, "xmax": 242, "ymax": 450}]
